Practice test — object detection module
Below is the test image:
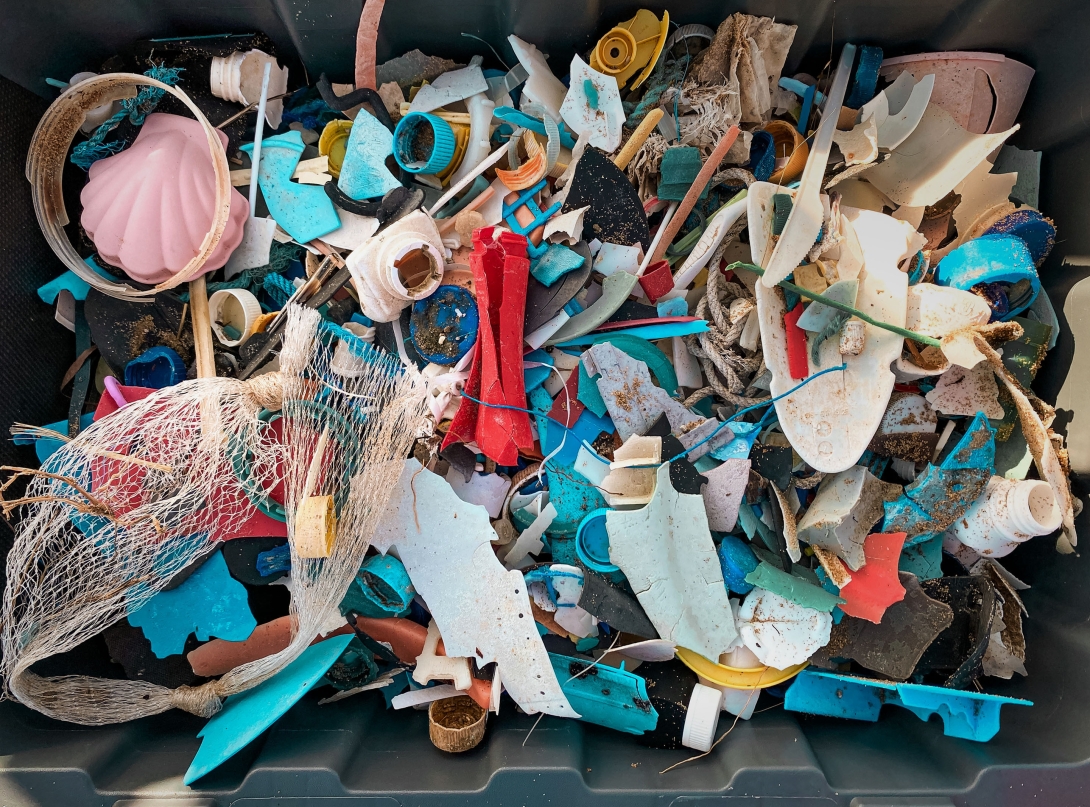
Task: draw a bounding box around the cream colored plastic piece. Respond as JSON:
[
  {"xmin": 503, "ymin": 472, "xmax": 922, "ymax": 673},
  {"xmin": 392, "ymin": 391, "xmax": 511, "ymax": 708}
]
[
  {"xmin": 751, "ymin": 201, "xmax": 908, "ymax": 473},
  {"xmin": 447, "ymin": 92, "xmax": 497, "ymax": 187},
  {"xmin": 832, "ymin": 113, "xmax": 878, "ymax": 167},
  {"xmin": 330, "ymin": 322, "xmax": 377, "ymax": 378},
  {"xmin": 413, "ymin": 620, "xmax": 474, "ymax": 691},
  {"xmin": 373, "ymin": 460, "xmax": 577, "ymax": 717},
  {"xmin": 759, "ymin": 44, "xmax": 856, "ymax": 288},
  {"xmin": 906, "ymin": 283, "xmax": 992, "ymax": 338},
  {"xmin": 293, "ymin": 495, "xmax": 336, "ymax": 558},
  {"xmin": 543, "ymin": 205, "xmax": 589, "ymax": 245},
  {"xmin": 409, "ymin": 65, "xmax": 488, "ymax": 113},
  {"xmin": 926, "ymin": 362, "xmax": 1004, "ymax": 418},
  {"xmin": 951, "ymin": 158, "xmax": 1019, "ymax": 242},
  {"xmin": 210, "ymin": 49, "xmax": 288, "ymax": 129},
  {"xmin": 862, "ymin": 104, "xmax": 1018, "ymax": 207},
  {"xmin": 601, "ymin": 434, "xmax": 662, "ymax": 508},
  {"xmin": 682, "ymin": 684, "xmax": 724, "ymax": 752},
  {"xmin": 949, "ymin": 477, "xmax": 1062, "ymax": 558},
  {"xmin": 208, "ymin": 288, "xmax": 261, "ymax": 347},
  {"xmin": 606, "ymin": 463, "xmax": 739, "ymax": 660},
  {"xmin": 347, "ymin": 210, "xmax": 445, "ymax": 323},
  {"xmin": 857, "ymin": 71, "xmax": 935, "ymax": 150},
  {"xmin": 502, "ymin": 501, "xmax": 556, "ymax": 568},
  {"xmin": 508, "ymin": 36, "xmax": 568, "ymax": 122},
  {"xmin": 560, "ymin": 56, "xmax": 625, "ymax": 152},
  {"xmin": 230, "ymin": 155, "xmax": 330, "ymax": 186},
  {"xmin": 738, "ymin": 588, "xmax": 832, "ymax": 669}
]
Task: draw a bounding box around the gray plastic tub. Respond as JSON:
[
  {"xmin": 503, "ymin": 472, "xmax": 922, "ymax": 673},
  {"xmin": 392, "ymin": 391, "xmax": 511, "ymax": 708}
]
[{"xmin": 1, "ymin": 1, "xmax": 1090, "ymax": 805}]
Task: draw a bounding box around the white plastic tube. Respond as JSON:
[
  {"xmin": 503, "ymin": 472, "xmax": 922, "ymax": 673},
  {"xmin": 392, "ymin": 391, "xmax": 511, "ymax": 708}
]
[{"xmin": 447, "ymin": 92, "xmax": 496, "ymax": 187}]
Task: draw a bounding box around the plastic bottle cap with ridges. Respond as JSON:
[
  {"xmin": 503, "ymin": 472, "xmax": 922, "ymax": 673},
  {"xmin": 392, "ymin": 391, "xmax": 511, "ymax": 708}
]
[
  {"xmin": 682, "ymin": 683, "xmax": 724, "ymax": 752},
  {"xmin": 393, "ymin": 112, "xmax": 458, "ymax": 174}
]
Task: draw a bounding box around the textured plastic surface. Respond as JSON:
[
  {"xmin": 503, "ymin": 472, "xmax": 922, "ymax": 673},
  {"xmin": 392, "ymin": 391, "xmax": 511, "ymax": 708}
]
[{"xmin": 4, "ymin": 1, "xmax": 1090, "ymax": 803}]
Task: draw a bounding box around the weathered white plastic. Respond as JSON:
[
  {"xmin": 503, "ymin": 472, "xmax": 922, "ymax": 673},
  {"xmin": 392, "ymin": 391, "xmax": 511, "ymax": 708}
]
[
  {"xmin": 508, "ymin": 36, "xmax": 568, "ymax": 122},
  {"xmin": 906, "ymin": 283, "xmax": 992, "ymax": 338},
  {"xmin": 330, "ymin": 322, "xmax": 377, "ymax": 378},
  {"xmin": 447, "ymin": 92, "xmax": 496, "ymax": 187},
  {"xmin": 347, "ymin": 210, "xmax": 445, "ymax": 323},
  {"xmin": 207, "ymin": 288, "xmax": 261, "ymax": 347},
  {"xmin": 672, "ymin": 195, "xmax": 747, "ymax": 291},
  {"xmin": 750, "ymin": 201, "xmax": 909, "ymax": 473},
  {"xmin": 560, "ymin": 56, "xmax": 625, "ymax": 151},
  {"xmin": 209, "ymin": 49, "xmax": 288, "ymax": 129},
  {"xmin": 681, "ymin": 684, "xmax": 723, "ymax": 752},
  {"xmin": 949, "ymin": 476, "xmax": 1063, "ymax": 558},
  {"xmin": 858, "ymin": 71, "xmax": 935, "ymax": 150},
  {"xmin": 68, "ymin": 72, "xmax": 119, "ymax": 133},
  {"xmin": 758, "ymin": 43, "xmax": 856, "ymax": 288}
]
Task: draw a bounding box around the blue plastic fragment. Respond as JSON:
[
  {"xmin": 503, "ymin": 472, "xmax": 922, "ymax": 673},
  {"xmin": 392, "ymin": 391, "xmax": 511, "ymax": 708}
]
[
  {"xmin": 778, "ymin": 77, "xmax": 826, "ymax": 105},
  {"xmin": 717, "ymin": 534, "xmax": 759, "ymax": 594},
  {"xmin": 256, "ymin": 542, "xmax": 291, "ymax": 578},
  {"xmin": 899, "ymin": 534, "xmax": 944, "ymax": 580},
  {"xmin": 242, "ymin": 130, "xmax": 341, "ymax": 243},
  {"xmin": 493, "ymin": 106, "xmax": 578, "ymax": 149},
  {"xmin": 524, "ymin": 348, "xmax": 555, "ymax": 392},
  {"xmin": 576, "ymin": 636, "xmax": 600, "ymax": 652},
  {"xmin": 342, "ymin": 554, "xmax": 415, "ymax": 618},
  {"xmin": 184, "ymin": 633, "xmax": 353, "ymax": 784},
  {"xmin": 845, "ymin": 45, "xmax": 884, "ymax": 109},
  {"xmin": 554, "ymin": 320, "xmax": 709, "ymax": 346},
  {"xmin": 576, "ymin": 508, "xmax": 619, "ymax": 573},
  {"xmin": 797, "ymin": 83, "xmax": 816, "ymax": 134},
  {"xmin": 128, "ymin": 550, "xmax": 256, "ymax": 658},
  {"xmin": 709, "ymin": 420, "xmax": 764, "ymax": 461},
  {"xmin": 577, "ymin": 360, "xmax": 609, "ymax": 418},
  {"xmin": 784, "ymin": 670, "xmax": 1031, "ymax": 742},
  {"xmin": 502, "ymin": 179, "xmax": 562, "ymax": 259},
  {"xmin": 124, "ymin": 346, "xmax": 186, "ymax": 388},
  {"xmin": 746, "ymin": 130, "xmax": 776, "ymax": 182},
  {"xmin": 550, "ymin": 652, "xmax": 658, "ymax": 735},
  {"xmin": 656, "ymin": 297, "xmax": 688, "ymax": 318},
  {"xmin": 336, "ymin": 110, "xmax": 403, "ymax": 201},
  {"xmin": 409, "ymin": 285, "xmax": 479, "ymax": 365},
  {"xmin": 12, "ymin": 414, "xmax": 94, "ymax": 463},
  {"xmin": 531, "ymin": 243, "xmax": 586, "ymax": 287},
  {"xmin": 935, "ymin": 234, "xmax": 1040, "ymax": 320}
]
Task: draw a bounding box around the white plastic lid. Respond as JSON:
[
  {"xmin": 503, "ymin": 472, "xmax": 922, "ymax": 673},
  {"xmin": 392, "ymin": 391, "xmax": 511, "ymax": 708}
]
[{"xmin": 681, "ymin": 683, "xmax": 724, "ymax": 753}]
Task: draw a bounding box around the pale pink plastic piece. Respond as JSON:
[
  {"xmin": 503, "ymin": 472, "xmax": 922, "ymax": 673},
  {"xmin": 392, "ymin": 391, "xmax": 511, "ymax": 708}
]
[
  {"xmin": 81, "ymin": 113, "xmax": 248, "ymax": 285},
  {"xmin": 879, "ymin": 51, "xmax": 1034, "ymax": 135}
]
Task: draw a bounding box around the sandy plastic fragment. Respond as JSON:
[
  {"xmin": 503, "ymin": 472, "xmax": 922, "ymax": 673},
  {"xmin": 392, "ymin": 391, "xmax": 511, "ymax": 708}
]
[
  {"xmin": 509, "ymin": 36, "xmax": 568, "ymax": 122},
  {"xmin": 926, "ymin": 362, "xmax": 1004, "ymax": 418},
  {"xmin": 373, "ymin": 460, "xmax": 576, "ymax": 717},
  {"xmin": 832, "ymin": 113, "xmax": 878, "ymax": 167},
  {"xmin": 857, "ymin": 72, "xmax": 935, "ymax": 150},
  {"xmin": 751, "ymin": 206, "xmax": 909, "ymax": 473},
  {"xmin": 410, "ymin": 66, "xmax": 489, "ymax": 113},
  {"xmin": 758, "ymin": 44, "xmax": 856, "ymax": 288},
  {"xmin": 606, "ymin": 463, "xmax": 739, "ymax": 660},
  {"xmin": 413, "ymin": 620, "xmax": 473, "ymax": 691},
  {"xmin": 561, "ymin": 57, "xmax": 625, "ymax": 152},
  {"xmin": 906, "ymin": 284, "xmax": 992, "ymax": 339},
  {"xmin": 738, "ymin": 588, "xmax": 832, "ymax": 669},
  {"xmin": 862, "ymin": 105, "xmax": 1017, "ymax": 207}
]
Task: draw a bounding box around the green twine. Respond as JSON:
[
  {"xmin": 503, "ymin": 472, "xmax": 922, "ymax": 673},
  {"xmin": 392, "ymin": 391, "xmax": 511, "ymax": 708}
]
[
  {"xmin": 178, "ymin": 241, "xmax": 304, "ymax": 302},
  {"xmin": 70, "ymin": 64, "xmax": 184, "ymax": 170}
]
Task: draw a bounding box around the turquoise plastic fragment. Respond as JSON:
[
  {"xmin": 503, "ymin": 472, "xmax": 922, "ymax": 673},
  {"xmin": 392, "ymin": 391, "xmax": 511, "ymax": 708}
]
[
  {"xmin": 935, "ymin": 234, "xmax": 1040, "ymax": 319},
  {"xmin": 128, "ymin": 550, "xmax": 256, "ymax": 658},
  {"xmin": 340, "ymin": 554, "xmax": 415, "ymax": 618},
  {"xmin": 899, "ymin": 534, "xmax": 943, "ymax": 580},
  {"xmin": 12, "ymin": 414, "xmax": 94, "ymax": 463},
  {"xmin": 709, "ymin": 420, "xmax": 763, "ymax": 461},
  {"xmin": 583, "ymin": 79, "xmax": 599, "ymax": 110},
  {"xmin": 531, "ymin": 244, "xmax": 586, "ymax": 287},
  {"xmin": 744, "ymin": 562, "xmax": 845, "ymax": 612},
  {"xmin": 184, "ymin": 634, "xmax": 353, "ymax": 784},
  {"xmin": 576, "ymin": 508, "xmax": 618, "ymax": 573},
  {"xmin": 336, "ymin": 109, "xmax": 403, "ymax": 201},
  {"xmin": 845, "ymin": 45, "xmax": 883, "ymax": 109},
  {"xmin": 493, "ymin": 106, "xmax": 578, "ymax": 149},
  {"xmin": 524, "ymin": 348, "xmax": 555, "ymax": 392},
  {"xmin": 717, "ymin": 534, "xmax": 759, "ymax": 594},
  {"xmin": 576, "ymin": 636, "xmax": 600, "ymax": 652},
  {"xmin": 784, "ymin": 670, "xmax": 1031, "ymax": 742},
  {"xmin": 242, "ymin": 130, "xmax": 341, "ymax": 243},
  {"xmin": 550, "ymin": 652, "xmax": 658, "ymax": 735},
  {"xmin": 37, "ymin": 257, "xmax": 117, "ymax": 304},
  {"xmin": 796, "ymin": 83, "xmax": 816, "ymax": 134},
  {"xmin": 577, "ymin": 360, "xmax": 609, "ymax": 418},
  {"xmin": 554, "ymin": 320, "xmax": 709, "ymax": 346},
  {"xmin": 656, "ymin": 297, "xmax": 688, "ymax": 318}
]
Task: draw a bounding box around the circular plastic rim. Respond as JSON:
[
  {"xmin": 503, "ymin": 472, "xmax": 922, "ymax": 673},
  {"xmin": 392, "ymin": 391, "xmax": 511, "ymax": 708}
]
[
  {"xmin": 575, "ymin": 508, "xmax": 619, "ymax": 573},
  {"xmin": 676, "ymin": 646, "xmax": 808, "ymax": 690},
  {"xmin": 393, "ymin": 111, "xmax": 457, "ymax": 174}
]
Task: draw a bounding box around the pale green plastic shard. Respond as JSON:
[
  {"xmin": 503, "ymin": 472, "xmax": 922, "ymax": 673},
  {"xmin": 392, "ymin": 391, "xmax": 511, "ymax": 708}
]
[
  {"xmin": 796, "ymin": 279, "xmax": 860, "ymax": 333},
  {"xmin": 744, "ymin": 562, "xmax": 845, "ymax": 612},
  {"xmin": 546, "ymin": 271, "xmax": 640, "ymax": 346}
]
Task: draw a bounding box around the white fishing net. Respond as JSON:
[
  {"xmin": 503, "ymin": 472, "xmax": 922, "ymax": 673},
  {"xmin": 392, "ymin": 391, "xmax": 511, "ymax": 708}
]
[{"xmin": 1, "ymin": 305, "xmax": 427, "ymax": 724}]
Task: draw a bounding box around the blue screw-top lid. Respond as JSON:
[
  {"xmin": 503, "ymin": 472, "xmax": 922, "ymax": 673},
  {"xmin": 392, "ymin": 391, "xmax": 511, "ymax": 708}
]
[{"xmin": 393, "ymin": 111, "xmax": 457, "ymax": 174}]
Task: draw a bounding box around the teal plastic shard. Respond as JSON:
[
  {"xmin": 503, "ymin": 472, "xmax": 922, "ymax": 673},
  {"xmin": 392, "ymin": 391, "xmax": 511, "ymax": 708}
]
[
  {"xmin": 531, "ymin": 244, "xmax": 586, "ymax": 287},
  {"xmin": 550, "ymin": 652, "xmax": 658, "ymax": 735},
  {"xmin": 336, "ymin": 110, "xmax": 402, "ymax": 201},
  {"xmin": 657, "ymin": 146, "xmax": 704, "ymax": 202},
  {"xmin": 577, "ymin": 360, "xmax": 609, "ymax": 417},
  {"xmin": 784, "ymin": 669, "xmax": 1031, "ymax": 742},
  {"xmin": 744, "ymin": 562, "xmax": 845, "ymax": 612},
  {"xmin": 899, "ymin": 534, "xmax": 943, "ymax": 580},
  {"xmin": 241, "ymin": 130, "xmax": 341, "ymax": 244},
  {"xmin": 340, "ymin": 554, "xmax": 415, "ymax": 618},
  {"xmin": 184, "ymin": 633, "xmax": 353, "ymax": 784},
  {"xmin": 884, "ymin": 412, "xmax": 996, "ymax": 545},
  {"xmin": 709, "ymin": 420, "xmax": 764, "ymax": 461},
  {"xmin": 796, "ymin": 279, "xmax": 859, "ymax": 333},
  {"xmin": 128, "ymin": 550, "xmax": 256, "ymax": 658}
]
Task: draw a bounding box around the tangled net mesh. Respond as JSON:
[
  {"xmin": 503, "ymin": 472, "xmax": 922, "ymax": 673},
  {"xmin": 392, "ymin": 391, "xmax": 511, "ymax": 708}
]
[{"xmin": 1, "ymin": 305, "xmax": 427, "ymax": 724}]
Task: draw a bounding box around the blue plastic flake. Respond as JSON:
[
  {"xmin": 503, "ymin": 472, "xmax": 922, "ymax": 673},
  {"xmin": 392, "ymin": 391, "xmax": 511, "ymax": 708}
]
[
  {"xmin": 577, "ymin": 360, "xmax": 609, "ymax": 418},
  {"xmin": 531, "ymin": 243, "xmax": 586, "ymax": 287},
  {"xmin": 341, "ymin": 554, "xmax": 415, "ymax": 618},
  {"xmin": 556, "ymin": 320, "xmax": 709, "ymax": 347},
  {"xmin": 242, "ymin": 130, "xmax": 341, "ymax": 243},
  {"xmin": 656, "ymin": 297, "xmax": 689, "ymax": 318},
  {"xmin": 845, "ymin": 45, "xmax": 884, "ymax": 109},
  {"xmin": 797, "ymin": 83, "xmax": 816, "ymax": 134},
  {"xmin": 784, "ymin": 670, "xmax": 1031, "ymax": 742},
  {"xmin": 124, "ymin": 346, "xmax": 186, "ymax": 388},
  {"xmin": 717, "ymin": 534, "xmax": 759, "ymax": 594},
  {"xmin": 256, "ymin": 542, "xmax": 291, "ymax": 578},
  {"xmin": 550, "ymin": 652, "xmax": 658, "ymax": 735},
  {"xmin": 409, "ymin": 285, "xmax": 479, "ymax": 365},
  {"xmin": 709, "ymin": 420, "xmax": 763, "ymax": 461},
  {"xmin": 524, "ymin": 348, "xmax": 555, "ymax": 392},
  {"xmin": 935, "ymin": 234, "xmax": 1040, "ymax": 320},
  {"xmin": 128, "ymin": 550, "xmax": 256, "ymax": 658},
  {"xmin": 184, "ymin": 633, "xmax": 353, "ymax": 784},
  {"xmin": 337, "ymin": 109, "xmax": 403, "ymax": 201}
]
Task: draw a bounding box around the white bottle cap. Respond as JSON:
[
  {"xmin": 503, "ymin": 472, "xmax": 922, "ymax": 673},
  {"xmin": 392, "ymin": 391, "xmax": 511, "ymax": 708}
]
[
  {"xmin": 208, "ymin": 288, "xmax": 262, "ymax": 347},
  {"xmin": 681, "ymin": 683, "xmax": 724, "ymax": 752}
]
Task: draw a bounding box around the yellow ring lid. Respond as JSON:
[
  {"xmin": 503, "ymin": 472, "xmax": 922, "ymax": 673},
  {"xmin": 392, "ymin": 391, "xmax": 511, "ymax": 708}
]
[{"xmin": 676, "ymin": 646, "xmax": 808, "ymax": 690}]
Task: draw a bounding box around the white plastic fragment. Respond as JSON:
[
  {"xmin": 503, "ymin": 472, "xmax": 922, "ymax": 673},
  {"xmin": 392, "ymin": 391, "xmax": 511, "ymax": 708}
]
[
  {"xmin": 737, "ymin": 588, "xmax": 832, "ymax": 669},
  {"xmin": 926, "ymin": 361, "xmax": 1004, "ymax": 418},
  {"xmin": 409, "ymin": 65, "xmax": 489, "ymax": 113},
  {"xmin": 673, "ymin": 196, "xmax": 748, "ymax": 291},
  {"xmin": 606, "ymin": 463, "xmax": 739, "ymax": 660},
  {"xmin": 832, "ymin": 113, "xmax": 878, "ymax": 167},
  {"xmin": 549, "ymin": 564, "xmax": 598, "ymax": 637},
  {"xmin": 508, "ymin": 36, "xmax": 568, "ymax": 122},
  {"xmin": 601, "ymin": 434, "xmax": 662, "ymax": 508},
  {"xmin": 949, "ymin": 476, "xmax": 1062, "ymax": 558},
  {"xmin": 951, "ymin": 158, "xmax": 1019, "ymax": 241},
  {"xmin": 906, "ymin": 283, "xmax": 993, "ymax": 338},
  {"xmin": 224, "ymin": 216, "xmax": 278, "ymax": 278},
  {"xmin": 445, "ymin": 469, "xmax": 512, "ymax": 518},
  {"xmin": 319, "ymin": 211, "xmax": 381, "ymax": 251},
  {"xmin": 391, "ymin": 685, "xmax": 463, "ymax": 710},
  {"xmin": 413, "ymin": 620, "xmax": 474, "ymax": 691},
  {"xmin": 373, "ymin": 460, "xmax": 577, "ymax": 717},
  {"xmin": 502, "ymin": 502, "xmax": 557, "ymax": 568},
  {"xmin": 702, "ymin": 458, "xmax": 751, "ymax": 532},
  {"xmin": 857, "ymin": 71, "xmax": 935, "ymax": 150},
  {"xmin": 561, "ymin": 56, "xmax": 625, "ymax": 152},
  {"xmin": 544, "ymin": 205, "xmax": 589, "ymax": 245},
  {"xmin": 574, "ymin": 443, "xmax": 612, "ymax": 487},
  {"xmin": 593, "ymin": 242, "xmax": 643, "ymax": 276}
]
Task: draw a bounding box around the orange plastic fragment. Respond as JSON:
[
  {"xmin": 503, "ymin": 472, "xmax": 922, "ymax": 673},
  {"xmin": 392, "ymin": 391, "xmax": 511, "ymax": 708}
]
[{"xmin": 837, "ymin": 532, "xmax": 908, "ymax": 623}]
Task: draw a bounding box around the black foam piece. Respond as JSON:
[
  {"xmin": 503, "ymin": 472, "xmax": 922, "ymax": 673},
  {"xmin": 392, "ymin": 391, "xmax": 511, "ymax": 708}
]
[{"xmin": 561, "ymin": 147, "xmax": 650, "ymax": 251}]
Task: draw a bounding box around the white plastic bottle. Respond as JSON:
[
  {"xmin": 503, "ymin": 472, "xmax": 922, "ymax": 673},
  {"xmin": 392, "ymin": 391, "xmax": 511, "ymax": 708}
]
[{"xmin": 949, "ymin": 476, "xmax": 1062, "ymax": 557}]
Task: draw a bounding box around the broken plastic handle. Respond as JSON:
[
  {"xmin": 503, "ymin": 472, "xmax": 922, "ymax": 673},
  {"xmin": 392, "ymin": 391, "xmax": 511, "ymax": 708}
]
[{"xmin": 760, "ymin": 43, "xmax": 856, "ymax": 288}]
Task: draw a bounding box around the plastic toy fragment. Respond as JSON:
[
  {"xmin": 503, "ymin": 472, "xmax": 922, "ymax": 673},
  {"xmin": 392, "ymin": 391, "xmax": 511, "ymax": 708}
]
[
  {"xmin": 784, "ymin": 669, "xmax": 1030, "ymax": 742},
  {"xmin": 561, "ymin": 57, "xmax": 625, "ymax": 152},
  {"xmin": 606, "ymin": 463, "xmax": 739, "ymax": 660},
  {"xmin": 738, "ymin": 587, "xmax": 833, "ymax": 668},
  {"xmin": 797, "ymin": 466, "xmax": 902, "ymax": 570}
]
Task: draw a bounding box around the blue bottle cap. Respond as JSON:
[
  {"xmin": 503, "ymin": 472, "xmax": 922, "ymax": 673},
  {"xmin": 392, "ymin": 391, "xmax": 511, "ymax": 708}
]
[
  {"xmin": 409, "ymin": 285, "xmax": 479, "ymax": 365},
  {"xmin": 393, "ymin": 112, "xmax": 457, "ymax": 174},
  {"xmin": 576, "ymin": 508, "xmax": 619, "ymax": 573}
]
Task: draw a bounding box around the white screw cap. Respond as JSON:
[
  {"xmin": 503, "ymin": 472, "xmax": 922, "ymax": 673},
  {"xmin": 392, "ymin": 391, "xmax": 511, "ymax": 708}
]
[{"xmin": 682, "ymin": 683, "xmax": 724, "ymax": 752}]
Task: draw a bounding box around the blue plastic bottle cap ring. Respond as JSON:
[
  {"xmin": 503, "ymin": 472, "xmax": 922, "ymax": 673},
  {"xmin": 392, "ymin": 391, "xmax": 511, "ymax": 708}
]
[
  {"xmin": 576, "ymin": 508, "xmax": 619, "ymax": 573},
  {"xmin": 393, "ymin": 112, "xmax": 457, "ymax": 174}
]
